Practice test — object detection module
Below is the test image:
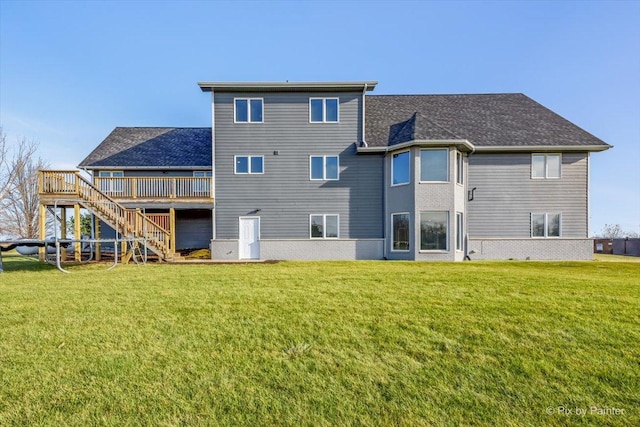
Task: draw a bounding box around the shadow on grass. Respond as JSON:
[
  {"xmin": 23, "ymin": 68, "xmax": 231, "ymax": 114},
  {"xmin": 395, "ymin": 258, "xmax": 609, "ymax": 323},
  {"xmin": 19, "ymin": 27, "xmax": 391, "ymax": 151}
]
[{"xmin": 0, "ymin": 252, "xmax": 56, "ymax": 273}]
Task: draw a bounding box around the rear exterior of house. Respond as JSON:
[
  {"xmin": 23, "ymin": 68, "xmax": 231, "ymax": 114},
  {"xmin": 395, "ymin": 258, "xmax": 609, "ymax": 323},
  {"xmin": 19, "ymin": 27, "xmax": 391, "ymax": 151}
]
[{"xmin": 39, "ymin": 80, "xmax": 610, "ymax": 262}]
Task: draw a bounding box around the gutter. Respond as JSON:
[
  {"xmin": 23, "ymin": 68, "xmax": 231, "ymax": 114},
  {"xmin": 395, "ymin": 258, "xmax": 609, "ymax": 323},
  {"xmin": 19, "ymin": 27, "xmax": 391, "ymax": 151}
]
[
  {"xmin": 357, "ymin": 139, "xmax": 475, "ymax": 154},
  {"xmin": 361, "ymin": 83, "xmax": 368, "ymax": 147},
  {"xmin": 472, "ymin": 144, "xmax": 612, "ymax": 153}
]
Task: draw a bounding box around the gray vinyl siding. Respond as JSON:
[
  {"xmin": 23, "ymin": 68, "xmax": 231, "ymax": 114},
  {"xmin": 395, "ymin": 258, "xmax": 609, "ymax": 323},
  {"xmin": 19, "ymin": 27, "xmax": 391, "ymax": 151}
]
[
  {"xmin": 175, "ymin": 209, "xmax": 212, "ymax": 249},
  {"xmin": 214, "ymin": 92, "xmax": 383, "ymax": 240},
  {"xmin": 467, "ymin": 152, "xmax": 588, "ymax": 238}
]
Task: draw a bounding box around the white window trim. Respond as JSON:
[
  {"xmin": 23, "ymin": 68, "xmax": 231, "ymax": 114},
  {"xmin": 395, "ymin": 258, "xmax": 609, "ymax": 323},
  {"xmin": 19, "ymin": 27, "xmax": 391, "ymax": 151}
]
[
  {"xmin": 531, "ymin": 212, "xmax": 562, "ymax": 238},
  {"xmin": 309, "ymin": 155, "xmax": 340, "ymax": 181},
  {"xmin": 391, "ymin": 212, "xmax": 411, "ymax": 252},
  {"xmin": 456, "ymin": 212, "xmax": 463, "ymax": 252},
  {"xmin": 309, "ymin": 97, "xmax": 339, "ymax": 123},
  {"xmin": 234, "ymin": 98, "xmax": 264, "ymax": 123},
  {"xmin": 456, "ymin": 151, "xmax": 464, "ymax": 186},
  {"xmin": 234, "ymin": 155, "xmax": 264, "ymax": 175},
  {"xmin": 391, "ymin": 150, "xmax": 411, "ymax": 187},
  {"xmin": 419, "ymin": 148, "xmax": 450, "ymax": 183},
  {"xmin": 531, "ymin": 153, "xmax": 562, "ymax": 179},
  {"xmin": 419, "ymin": 211, "xmax": 450, "ymax": 252},
  {"xmin": 309, "ymin": 214, "xmax": 339, "ymax": 239}
]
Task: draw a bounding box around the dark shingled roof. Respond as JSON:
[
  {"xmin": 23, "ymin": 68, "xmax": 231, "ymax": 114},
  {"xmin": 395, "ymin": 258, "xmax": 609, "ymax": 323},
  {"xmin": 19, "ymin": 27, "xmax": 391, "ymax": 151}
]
[
  {"xmin": 365, "ymin": 94, "xmax": 610, "ymax": 148},
  {"xmin": 79, "ymin": 127, "xmax": 212, "ymax": 168}
]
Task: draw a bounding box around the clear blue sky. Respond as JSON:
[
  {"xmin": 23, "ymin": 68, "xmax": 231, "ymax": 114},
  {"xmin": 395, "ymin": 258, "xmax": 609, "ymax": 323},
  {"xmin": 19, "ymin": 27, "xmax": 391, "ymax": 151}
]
[{"xmin": 1, "ymin": 0, "xmax": 639, "ymax": 235}]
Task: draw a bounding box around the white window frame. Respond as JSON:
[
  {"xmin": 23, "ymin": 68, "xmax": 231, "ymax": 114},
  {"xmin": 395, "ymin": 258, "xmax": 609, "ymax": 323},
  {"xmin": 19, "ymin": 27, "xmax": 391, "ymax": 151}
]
[
  {"xmin": 456, "ymin": 212, "xmax": 463, "ymax": 252},
  {"xmin": 419, "ymin": 148, "xmax": 450, "ymax": 183},
  {"xmin": 309, "ymin": 97, "xmax": 339, "ymax": 123},
  {"xmin": 456, "ymin": 151, "xmax": 464, "ymax": 185},
  {"xmin": 531, "ymin": 212, "xmax": 562, "ymax": 238},
  {"xmin": 391, "ymin": 150, "xmax": 411, "ymax": 187},
  {"xmin": 234, "ymin": 155, "xmax": 264, "ymax": 175},
  {"xmin": 531, "ymin": 153, "xmax": 561, "ymax": 179},
  {"xmin": 97, "ymin": 170, "xmax": 124, "ymax": 194},
  {"xmin": 309, "ymin": 214, "xmax": 339, "ymax": 239},
  {"xmin": 391, "ymin": 212, "xmax": 410, "ymax": 252},
  {"xmin": 309, "ymin": 155, "xmax": 339, "ymax": 181},
  {"xmin": 419, "ymin": 211, "xmax": 450, "ymax": 252},
  {"xmin": 234, "ymin": 98, "xmax": 264, "ymax": 123}
]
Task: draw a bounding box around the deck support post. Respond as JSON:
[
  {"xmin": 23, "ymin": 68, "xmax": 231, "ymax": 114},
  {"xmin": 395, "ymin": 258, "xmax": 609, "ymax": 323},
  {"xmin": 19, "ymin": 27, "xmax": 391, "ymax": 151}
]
[
  {"xmin": 38, "ymin": 204, "xmax": 47, "ymax": 262},
  {"xmin": 60, "ymin": 208, "xmax": 67, "ymax": 261},
  {"xmin": 74, "ymin": 204, "xmax": 81, "ymax": 261},
  {"xmin": 169, "ymin": 207, "xmax": 176, "ymax": 255},
  {"xmin": 95, "ymin": 218, "xmax": 102, "ymax": 261}
]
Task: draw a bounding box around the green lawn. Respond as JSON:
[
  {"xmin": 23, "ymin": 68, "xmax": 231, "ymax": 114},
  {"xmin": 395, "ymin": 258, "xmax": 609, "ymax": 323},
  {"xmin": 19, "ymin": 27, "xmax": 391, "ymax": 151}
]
[{"xmin": 1, "ymin": 254, "xmax": 638, "ymax": 426}]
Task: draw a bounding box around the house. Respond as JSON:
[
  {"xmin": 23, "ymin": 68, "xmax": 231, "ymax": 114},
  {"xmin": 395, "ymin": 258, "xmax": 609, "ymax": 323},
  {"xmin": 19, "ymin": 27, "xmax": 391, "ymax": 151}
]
[{"xmin": 38, "ymin": 81, "xmax": 611, "ymax": 261}]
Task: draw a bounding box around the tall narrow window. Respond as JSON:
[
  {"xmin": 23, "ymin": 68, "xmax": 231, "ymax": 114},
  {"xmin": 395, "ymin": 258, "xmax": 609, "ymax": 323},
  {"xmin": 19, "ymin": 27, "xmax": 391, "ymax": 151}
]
[
  {"xmin": 310, "ymin": 214, "xmax": 339, "ymax": 239},
  {"xmin": 310, "ymin": 156, "xmax": 339, "ymax": 180},
  {"xmin": 309, "ymin": 98, "xmax": 339, "ymax": 122},
  {"xmin": 391, "ymin": 151, "xmax": 410, "ymax": 186},
  {"xmin": 456, "ymin": 212, "xmax": 463, "ymax": 251},
  {"xmin": 391, "ymin": 213, "xmax": 410, "ymax": 251},
  {"xmin": 532, "ymin": 213, "xmax": 561, "ymax": 237},
  {"xmin": 456, "ymin": 151, "xmax": 464, "ymax": 185},
  {"xmin": 420, "ymin": 149, "xmax": 449, "ymax": 182},
  {"xmin": 532, "ymin": 153, "xmax": 561, "ymax": 179},
  {"xmin": 420, "ymin": 211, "xmax": 449, "ymax": 251},
  {"xmin": 235, "ymin": 98, "xmax": 263, "ymax": 123}
]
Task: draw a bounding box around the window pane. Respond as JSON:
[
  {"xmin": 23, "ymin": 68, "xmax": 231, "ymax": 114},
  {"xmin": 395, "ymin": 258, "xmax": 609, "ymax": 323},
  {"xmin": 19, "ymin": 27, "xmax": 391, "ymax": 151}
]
[
  {"xmin": 310, "ymin": 99, "xmax": 323, "ymax": 122},
  {"xmin": 325, "ymin": 215, "xmax": 339, "ymax": 238},
  {"xmin": 420, "ymin": 149, "xmax": 448, "ymax": 181},
  {"xmin": 392, "ymin": 152, "xmax": 410, "ymax": 185},
  {"xmin": 456, "ymin": 212, "xmax": 463, "ymax": 251},
  {"xmin": 456, "ymin": 152, "xmax": 463, "ymax": 184},
  {"xmin": 420, "ymin": 212, "xmax": 448, "ymax": 250},
  {"xmin": 547, "ymin": 155, "xmax": 561, "ymax": 178},
  {"xmin": 532, "ymin": 155, "xmax": 545, "ymax": 178},
  {"xmin": 325, "ymin": 99, "xmax": 338, "ymax": 122},
  {"xmin": 532, "ymin": 214, "xmax": 545, "ymax": 237},
  {"xmin": 548, "ymin": 213, "xmax": 560, "ymax": 237},
  {"xmin": 310, "ymin": 156, "xmax": 324, "ymax": 179},
  {"xmin": 235, "ymin": 99, "xmax": 248, "ymax": 122},
  {"xmin": 392, "ymin": 213, "xmax": 410, "ymax": 251},
  {"xmin": 325, "ymin": 156, "xmax": 339, "ymax": 180},
  {"xmin": 250, "ymin": 99, "xmax": 263, "ymax": 122},
  {"xmin": 310, "ymin": 215, "xmax": 323, "ymax": 238},
  {"xmin": 236, "ymin": 156, "xmax": 249, "ymax": 173},
  {"xmin": 112, "ymin": 171, "xmax": 124, "ymax": 177},
  {"xmin": 251, "ymin": 156, "xmax": 263, "ymax": 174}
]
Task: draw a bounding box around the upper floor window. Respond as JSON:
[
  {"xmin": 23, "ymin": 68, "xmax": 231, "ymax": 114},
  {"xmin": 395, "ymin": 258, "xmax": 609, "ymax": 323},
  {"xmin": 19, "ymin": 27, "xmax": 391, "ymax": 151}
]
[
  {"xmin": 531, "ymin": 213, "xmax": 561, "ymax": 238},
  {"xmin": 97, "ymin": 170, "xmax": 124, "ymax": 193},
  {"xmin": 310, "ymin": 155, "xmax": 339, "ymax": 180},
  {"xmin": 235, "ymin": 98, "xmax": 263, "ymax": 123},
  {"xmin": 193, "ymin": 171, "xmax": 212, "ymax": 195},
  {"xmin": 310, "ymin": 98, "xmax": 339, "ymax": 123},
  {"xmin": 310, "ymin": 214, "xmax": 339, "ymax": 239},
  {"xmin": 456, "ymin": 151, "xmax": 463, "ymax": 185},
  {"xmin": 532, "ymin": 153, "xmax": 561, "ymax": 179},
  {"xmin": 420, "ymin": 148, "xmax": 449, "ymax": 182},
  {"xmin": 235, "ymin": 155, "xmax": 264, "ymax": 174},
  {"xmin": 391, "ymin": 151, "xmax": 410, "ymax": 186}
]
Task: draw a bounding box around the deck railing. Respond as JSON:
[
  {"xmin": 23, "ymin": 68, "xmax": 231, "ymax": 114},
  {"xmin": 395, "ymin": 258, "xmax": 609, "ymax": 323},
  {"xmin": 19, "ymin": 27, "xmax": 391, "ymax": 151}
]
[{"xmin": 93, "ymin": 177, "xmax": 211, "ymax": 199}]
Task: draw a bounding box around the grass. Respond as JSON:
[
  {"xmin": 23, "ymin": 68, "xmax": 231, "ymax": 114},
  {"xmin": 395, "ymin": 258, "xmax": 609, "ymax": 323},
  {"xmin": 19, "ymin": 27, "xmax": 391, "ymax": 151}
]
[{"xmin": 0, "ymin": 254, "xmax": 638, "ymax": 426}]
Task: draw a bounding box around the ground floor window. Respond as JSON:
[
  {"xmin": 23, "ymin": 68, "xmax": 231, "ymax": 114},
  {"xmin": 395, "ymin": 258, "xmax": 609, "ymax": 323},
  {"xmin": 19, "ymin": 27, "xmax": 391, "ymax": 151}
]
[
  {"xmin": 456, "ymin": 212, "xmax": 463, "ymax": 251},
  {"xmin": 420, "ymin": 211, "xmax": 449, "ymax": 251},
  {"xmin": 531, "ymin": 213, "xmax": 561, "ymax": 237},
  {"xmin": 310, "ymin": 214, "xmax": 339, "ymax": 239},
  {"xmin": 391, "ymin": 213, "xmax": 410, "ymax": 251}
]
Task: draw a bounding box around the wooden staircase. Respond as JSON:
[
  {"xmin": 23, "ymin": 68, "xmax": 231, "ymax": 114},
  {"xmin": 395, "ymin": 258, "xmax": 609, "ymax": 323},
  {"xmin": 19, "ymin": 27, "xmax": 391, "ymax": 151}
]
[{"xmin": 39, "ymin": 170, "xmax": 174, "ymax": 261}]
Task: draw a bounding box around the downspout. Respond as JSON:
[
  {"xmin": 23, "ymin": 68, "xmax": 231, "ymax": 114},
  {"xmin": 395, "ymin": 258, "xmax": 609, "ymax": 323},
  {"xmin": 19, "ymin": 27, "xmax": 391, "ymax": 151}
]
[{"xmin": 211, "ymin": 90, "xmax": 216, "ymax": 241}]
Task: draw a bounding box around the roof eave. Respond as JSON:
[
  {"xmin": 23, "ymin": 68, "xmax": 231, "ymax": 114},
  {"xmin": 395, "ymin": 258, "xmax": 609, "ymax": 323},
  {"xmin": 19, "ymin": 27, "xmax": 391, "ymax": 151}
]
[
  {"xmin": 78, "ymin": 165, "xmax": 212, "ymax": 170},
  {"xmin": 357, "ymin": 139, "xmax": 474, "ymax": 154},
  {"xmin": 473, "ymin": 144, "xmax": 612, "ymax": 153},
  {"xmin": 198, "ymin": 81, "xmax": 378, "ymax": 93}
]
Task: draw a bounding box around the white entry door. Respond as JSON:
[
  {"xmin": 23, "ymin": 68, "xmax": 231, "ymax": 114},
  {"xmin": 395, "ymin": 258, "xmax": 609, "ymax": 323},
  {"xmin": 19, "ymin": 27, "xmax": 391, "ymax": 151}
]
[{"xmin": 239, "ymin": 217, "xmax": 260, "ymax": 259}]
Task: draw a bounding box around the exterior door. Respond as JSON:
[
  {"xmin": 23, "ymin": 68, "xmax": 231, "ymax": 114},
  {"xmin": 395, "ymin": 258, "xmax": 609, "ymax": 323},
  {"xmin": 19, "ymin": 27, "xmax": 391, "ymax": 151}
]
[{"xmin": 239, "ymin": 217, "xmax": 260, "ymax": 259}]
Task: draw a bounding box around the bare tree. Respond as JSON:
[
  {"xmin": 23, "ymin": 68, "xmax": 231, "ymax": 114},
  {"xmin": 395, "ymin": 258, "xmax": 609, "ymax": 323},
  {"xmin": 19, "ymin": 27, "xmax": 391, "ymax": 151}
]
[
  {"xmin": 0, "ymin": 130, "xmax": 49, "ymax": 238},
  {"xmin": 598, "ymin": 223, "xmax": 640, "ymax": 239}
]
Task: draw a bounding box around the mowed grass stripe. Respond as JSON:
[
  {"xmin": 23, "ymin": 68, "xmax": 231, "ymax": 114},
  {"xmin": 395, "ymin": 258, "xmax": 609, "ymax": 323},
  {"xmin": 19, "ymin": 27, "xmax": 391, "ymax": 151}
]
[{"xmin": 0, "ymin": 256, "xmax": 638, "ymax": 426}]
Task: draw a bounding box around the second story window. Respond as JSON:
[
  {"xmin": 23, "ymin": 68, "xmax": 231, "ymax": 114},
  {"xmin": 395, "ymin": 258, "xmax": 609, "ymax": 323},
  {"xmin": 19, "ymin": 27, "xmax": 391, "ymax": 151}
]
[
  {"xmin": 532, "ymin": 153, "xmax": 561, "ymax": 179},
  {"xmin": 235, "ymin": 156, "xmax": 264, "ymax": 174},
  {"xmin": 235, "ymin": 98, "xmax": 263, "ymax": 123},
  {"xmin": 310, "ymin": 98, "xmax": 339, "ymax": 123},
  {"xmin": 391, "ymin": 151, "xmax": 410, "ymax": 186},
  {"xmin": 420, "ymin": 148, "xmax": 449, "ymax": 182},
  {"xmin": 310, "ymin": 155, "xmax": 339, "ymax": 180}
]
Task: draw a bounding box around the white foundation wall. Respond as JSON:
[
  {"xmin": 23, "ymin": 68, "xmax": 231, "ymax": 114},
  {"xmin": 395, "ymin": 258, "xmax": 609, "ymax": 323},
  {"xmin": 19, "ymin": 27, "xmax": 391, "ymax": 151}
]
[
  {"xmin": 468, "ymin": 238, "xmax": 593, "ymax": 260},
  {"xmin": 211, "ymin": 239, "xmax": 384, "ymax": 260}
]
